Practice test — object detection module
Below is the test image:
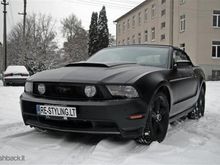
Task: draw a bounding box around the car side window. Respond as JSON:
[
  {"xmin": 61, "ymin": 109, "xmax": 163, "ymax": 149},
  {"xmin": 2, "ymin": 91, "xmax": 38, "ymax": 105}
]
[
  {"xmin": 173, "ymin": 50, "xmax": 188, "ymax": 62},
  {"xmin": 173, "ymin": 50, "xmax": 192, "ymax": 67}
]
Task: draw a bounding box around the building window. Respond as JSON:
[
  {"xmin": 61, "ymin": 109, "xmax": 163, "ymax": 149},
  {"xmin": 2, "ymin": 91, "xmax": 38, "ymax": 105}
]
[
  {"xmin": 161, "ymin": 0, "xmax": 166, "ymax": 4},
  {"xmin": 118, "ymin": 24, "xmax": 121, "ymax": 35},
  {"xmin": 212, "ymin": 41, "xmax": 220, "ymax": 58},
  {"xmin": 122, "ymin": 39, "xmax": 125, "ymax": 45},
  {"xmin": 161, "ymin": 22, "xmax": 166, "ymax": 29},
  {"xmin": 127, "ymin": 37, "xmax": 130, "ymax": 45},
  {"xmin": 161, "ymin": 34, "xmax": 165, "ymax": 41},
  {"xmin": 138, "ymin": 12, "xmax": 141, "ymax": 25},
  {"xmin": 132, "ymin": 35, "xmax": 135, "ymax": 44},
  {"xmin": 213, "ymin": 10, "xmax": 220, "ymax": 27},
  {"xmin": 212, "ymin": 70, "xmax": 220, "ymax": 80},
  {"xmin": 151, "ymin": 4, "xmax": 156, "ymax": 18},
  {"xmin": 180, "ymin": 0, "xmax": 185, "ymax": 5},
  {"xmin": 144, "ymin": 9, "xmax": 148, "ymax": 22},
  {"xmin": 132, "ymin": 15, "xmax": 136, "ymax": 28},
  {"xmin": 180, "ymin": 43, "xmax": 185, "ymax": 51},
  {"xmin": 151, "ymin": 27, "xmax": 155, "ymax": 41},
  {"xmin": 123, "ymin": 22, "xmax": 125, "ymax": 33},
  {"xmin": 161, "ymin": 9, "xmax": 166, "ymax": 17},
  {"xmin": 138, "ymin": 33, "xmax": 141, "ymax": 44},
  {"xmin": 144, "ymin": 30, "xmax": 148, "ymax": 42},
  {"xmin": 180, "ymin": 15, "xmax": 186, "ymax": 32},
  {"xmin": 127, "ymin": 19, "xmax": 130, "ymax": 29}
]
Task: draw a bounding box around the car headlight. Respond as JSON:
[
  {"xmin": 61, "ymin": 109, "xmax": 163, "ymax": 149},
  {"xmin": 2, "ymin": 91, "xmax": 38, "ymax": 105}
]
[
  {"xmin": 25, "ymin": 82, "xmax": 33, "ymax": 93},
  {"xmin": 38, "ymin": 83, "xmax": 46, "ymax": 95},
  {"xmin": 107, "ymin": 85, "xmax": 139, "ymax": 98},
  {"xmin": 84, "ymin": 85, "xmax": 97, "ymax": 97}
]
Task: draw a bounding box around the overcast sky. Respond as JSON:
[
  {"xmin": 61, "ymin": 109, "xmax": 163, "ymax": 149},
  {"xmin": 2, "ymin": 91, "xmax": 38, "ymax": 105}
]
[{"xmin": 0, "ymin": 0, "xmax": 143, "ymax": 45}]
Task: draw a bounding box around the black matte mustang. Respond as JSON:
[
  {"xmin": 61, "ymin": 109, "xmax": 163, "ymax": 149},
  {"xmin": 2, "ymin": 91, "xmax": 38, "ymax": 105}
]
[{"xmin": 20, "ymin": 45, "xmax": 206, "ymax": 144}]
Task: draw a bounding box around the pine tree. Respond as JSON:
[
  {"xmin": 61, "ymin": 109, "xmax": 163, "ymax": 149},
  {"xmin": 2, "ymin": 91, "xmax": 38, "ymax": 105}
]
[
  {"xmin": 88, "ymin": 12, "xmax": 99, "ymax": 56},
  {"xmin": 97, "ymin": 6, "xmax": 109, "ymax": 51}
]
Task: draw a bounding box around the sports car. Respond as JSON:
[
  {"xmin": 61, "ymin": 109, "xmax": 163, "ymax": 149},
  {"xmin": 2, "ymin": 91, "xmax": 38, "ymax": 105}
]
[{"xmin": 20, "ymin": 45, "xmax": 206, "ymax": 144}]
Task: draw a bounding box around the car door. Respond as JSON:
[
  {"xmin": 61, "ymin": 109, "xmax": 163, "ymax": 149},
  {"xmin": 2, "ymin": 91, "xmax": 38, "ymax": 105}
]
[{"xmin": 169, "ymin": 49, "xmax": 198, "ymax": 115}]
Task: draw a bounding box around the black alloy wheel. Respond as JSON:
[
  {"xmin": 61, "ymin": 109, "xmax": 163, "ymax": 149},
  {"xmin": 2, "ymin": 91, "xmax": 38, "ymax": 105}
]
[
  {"xmin": 136, "ymin": 92, "xmax": 170, "ymax": 145},
  {"xmin": 188, "ymin": 87, "xmax": 205, "ymax": 119}
]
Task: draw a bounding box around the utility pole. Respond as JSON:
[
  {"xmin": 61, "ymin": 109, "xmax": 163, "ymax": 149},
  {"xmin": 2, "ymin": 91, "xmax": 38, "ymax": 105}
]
[
  {"xmin": 1, "ymin": 0, "xmax": 9, "ymax": 71},
  {"xmin": 19, "ymin": 0, "xmax": 27, "ymax": 38},
  {"xmin": 18, "ymin": 0, "xmax": 27, "ymax": 64}
]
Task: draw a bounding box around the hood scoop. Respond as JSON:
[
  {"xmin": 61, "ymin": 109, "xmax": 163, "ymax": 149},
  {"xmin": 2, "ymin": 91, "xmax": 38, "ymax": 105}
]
[
  {"xmin": 66, "ymin": 62, "xmax": 138, "ymax": 68},
  {"xmin": 65, "ymin": 62, "xmax": 109, "ymax": 68}
]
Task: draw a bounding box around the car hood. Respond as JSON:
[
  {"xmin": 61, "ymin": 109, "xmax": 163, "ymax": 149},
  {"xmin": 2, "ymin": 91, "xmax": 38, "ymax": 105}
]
[{"xmin": 29, "ymin": 63, "xmax": 164, "ymax": 84}]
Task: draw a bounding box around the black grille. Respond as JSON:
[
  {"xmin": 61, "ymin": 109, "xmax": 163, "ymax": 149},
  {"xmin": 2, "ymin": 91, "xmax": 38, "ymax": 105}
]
[{"xmin": 33, "ymin": 82, "xmax": 105, "ymax": 100}]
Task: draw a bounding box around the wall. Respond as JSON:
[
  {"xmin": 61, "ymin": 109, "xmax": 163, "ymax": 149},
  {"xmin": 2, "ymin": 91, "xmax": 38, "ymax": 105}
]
[
  {"xmin": 116, "ymin": 0, "xmax": 173, "ymax": 46},
  {"xmin": 196, "ymin": 0, "xmax": 220, "ymax": 79}
]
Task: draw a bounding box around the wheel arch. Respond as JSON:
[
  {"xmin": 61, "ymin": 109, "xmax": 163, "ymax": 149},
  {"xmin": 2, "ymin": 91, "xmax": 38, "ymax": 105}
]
[{"xmin": 153, "ymin": 82, "xmax": 172, "ymax": 112}]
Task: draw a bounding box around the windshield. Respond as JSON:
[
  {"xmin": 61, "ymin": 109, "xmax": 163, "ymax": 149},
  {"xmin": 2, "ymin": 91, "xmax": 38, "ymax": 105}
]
[{"xmin": 87, "ymin": 46, "xmax": 170, "ymax": 68}]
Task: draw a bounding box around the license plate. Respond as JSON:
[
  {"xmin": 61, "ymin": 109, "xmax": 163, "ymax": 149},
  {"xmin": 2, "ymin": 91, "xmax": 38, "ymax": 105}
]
[{"xmin": 36, "ymin": 105, "xmax": 77, "ymax": 118}]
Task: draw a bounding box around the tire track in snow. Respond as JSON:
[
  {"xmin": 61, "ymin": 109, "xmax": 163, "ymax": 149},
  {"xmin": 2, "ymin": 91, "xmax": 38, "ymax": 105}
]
[
  {"xmin": 80, "ymin": 137, "xmax": 150, "ymax": 165},
  {"xmin": 0, "ymin": 122, "xmax": 33, "ymax": 139},
  {"xmin": 24, "ymin": 132, "xmax": 105, "ymax": 165},
  {"xmin": 60, "ymin": 135, "xmax": 100, "ymax": 165}
]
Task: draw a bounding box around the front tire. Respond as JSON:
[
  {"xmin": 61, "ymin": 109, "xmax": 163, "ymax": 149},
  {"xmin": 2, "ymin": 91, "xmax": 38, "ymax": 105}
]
[
  {"xmin": 188, "ymin": 87, "xmax": 205, "ymax": 119},
  {"xmin": 136, "ymin": 92, "xmax": 170, "ymax": 145}
]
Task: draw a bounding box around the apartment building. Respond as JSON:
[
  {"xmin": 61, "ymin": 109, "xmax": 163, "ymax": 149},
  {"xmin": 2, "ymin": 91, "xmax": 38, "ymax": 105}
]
[{"xmin": 114, "ymin": 0, "xmax": 220, "ymax": 80}]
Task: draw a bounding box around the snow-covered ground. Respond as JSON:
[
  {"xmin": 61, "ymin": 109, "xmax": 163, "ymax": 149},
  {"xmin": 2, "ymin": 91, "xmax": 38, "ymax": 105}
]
[{"xmin": 0, "ymin": 80, "xmax": 220, "ymax": 165}]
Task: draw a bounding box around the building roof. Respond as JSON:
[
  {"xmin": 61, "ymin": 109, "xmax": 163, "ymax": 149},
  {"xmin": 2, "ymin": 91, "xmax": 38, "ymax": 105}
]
[{"xmin": 114, "ymin": 0, "xmax": 151, "ymax": 22}]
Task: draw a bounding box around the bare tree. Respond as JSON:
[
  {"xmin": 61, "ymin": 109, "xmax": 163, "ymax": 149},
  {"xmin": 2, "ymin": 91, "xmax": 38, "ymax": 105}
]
[
  {"xmin": 61, "ymin": 14, "xmax": 88, "ymax": 64},
  {"xmin": 8, "ymin": 14, "xmax": 59, "ymax": 74}
]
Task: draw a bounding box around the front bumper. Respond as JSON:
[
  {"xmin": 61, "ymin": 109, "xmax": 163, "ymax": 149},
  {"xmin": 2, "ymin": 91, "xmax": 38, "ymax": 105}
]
[
  {"xmin": 20, "ymin": 93, "xmax": 148, "ymax": 138},
  {"xmin": 4, "ymin": 78, "xmax": 27, "ymax": 85}
]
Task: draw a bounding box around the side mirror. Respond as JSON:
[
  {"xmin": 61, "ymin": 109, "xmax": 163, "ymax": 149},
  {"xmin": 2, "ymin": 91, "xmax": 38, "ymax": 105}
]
[{"xmin": 173, "ymin": 63, "xmax": 178, "ymax": 70}]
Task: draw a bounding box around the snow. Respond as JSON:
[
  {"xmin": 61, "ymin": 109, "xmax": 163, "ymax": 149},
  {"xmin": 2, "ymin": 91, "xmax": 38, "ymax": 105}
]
[
  {"xmin": 0, "ymin": 80, "xmax": 220, "ymax": 165},
  {"xmin": 4, "ymin": 65, "xmax": 29, "ymax": 74}
]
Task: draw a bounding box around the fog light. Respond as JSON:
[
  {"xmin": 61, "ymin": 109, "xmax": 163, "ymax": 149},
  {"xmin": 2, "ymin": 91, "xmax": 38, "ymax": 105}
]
[
  {"xmin": 38, "ymin": 84, "xmax": 46, "ymax": 95},
  {"xmin": 84, "ymin": 85, "xmax": 96, "ymax": 98}
]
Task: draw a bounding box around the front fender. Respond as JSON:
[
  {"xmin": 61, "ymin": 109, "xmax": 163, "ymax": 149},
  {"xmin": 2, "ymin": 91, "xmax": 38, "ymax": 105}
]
[{"xmin": 134, "ymin": 71, "xmax": 173, "ymax": 106}]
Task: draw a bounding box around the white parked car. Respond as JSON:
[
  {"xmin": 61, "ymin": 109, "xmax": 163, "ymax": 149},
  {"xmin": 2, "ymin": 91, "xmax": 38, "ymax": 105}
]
[{"xmin": 3, "ymin": 65, "xmax": 29, "ymax": 86}]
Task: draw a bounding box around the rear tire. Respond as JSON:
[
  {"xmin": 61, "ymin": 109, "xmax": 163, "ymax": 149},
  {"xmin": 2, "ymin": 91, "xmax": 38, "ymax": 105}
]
[
  {"xmin": 136, "ymin": 92, "xmax": 170, "ymax": 145},
  {"xmin": 3, "ymin": 81, "xmax": 7, "ymax": 86},
  {"xmin": 188, "ymin": 87, "xmax": 205, "ymax": 119}
]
